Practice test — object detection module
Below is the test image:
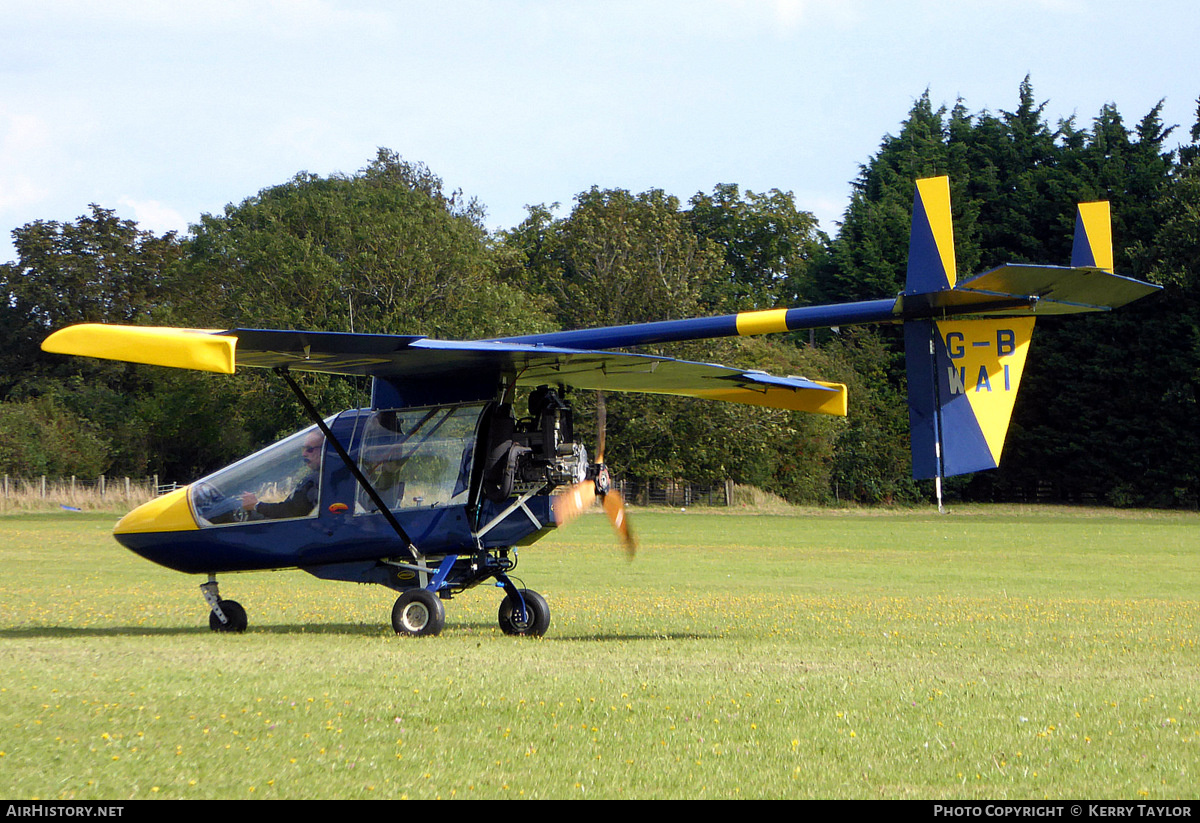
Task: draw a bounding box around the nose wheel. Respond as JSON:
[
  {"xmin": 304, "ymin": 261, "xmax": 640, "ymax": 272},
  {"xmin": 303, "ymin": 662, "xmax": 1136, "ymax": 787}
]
[
  {"xmin": 201, "ymin": 577, "xmax": 247, "ymax": 633},
  {"xmin": 208, "ymin": 599, "xmax": 247, "ymax": 632}
]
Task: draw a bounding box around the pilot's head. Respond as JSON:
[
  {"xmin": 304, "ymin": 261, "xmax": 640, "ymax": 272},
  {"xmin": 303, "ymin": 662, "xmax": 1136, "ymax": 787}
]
[{"xmin": 302, "ymin": 430, "xmax": 324, "ymax": 470}]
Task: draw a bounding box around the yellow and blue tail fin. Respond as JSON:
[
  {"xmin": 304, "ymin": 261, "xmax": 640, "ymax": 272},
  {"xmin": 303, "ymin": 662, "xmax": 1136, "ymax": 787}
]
[
  {"xmin": 905, "ymin": 316, "xmax": 1034, "ymax": 478},
  {"xmin": 903, "ymin": 178, "xmax": 1033, "ymax": 480},
  {"xmin": 905, "ymin": 176, "xmax": 957, "ymax": 294},
  {"xmin": 1070, "ymin": 201, "xmax": 1113, "ymax": 271},
  {"xmin": 902, "ymin": 182, "xmax": 1127, "ymax": 481}
]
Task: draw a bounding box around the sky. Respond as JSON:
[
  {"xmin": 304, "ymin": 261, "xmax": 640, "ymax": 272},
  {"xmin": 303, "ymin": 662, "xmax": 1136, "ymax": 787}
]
[{"xmin": 2, "ymin": 0, "xmax": 1198, "ymax": 265}]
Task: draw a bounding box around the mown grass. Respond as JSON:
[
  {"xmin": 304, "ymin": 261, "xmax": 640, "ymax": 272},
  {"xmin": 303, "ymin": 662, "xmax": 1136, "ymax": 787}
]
[{"xmin": 0, "ymin": 506, "xmax": 1196, "ymax": 799}]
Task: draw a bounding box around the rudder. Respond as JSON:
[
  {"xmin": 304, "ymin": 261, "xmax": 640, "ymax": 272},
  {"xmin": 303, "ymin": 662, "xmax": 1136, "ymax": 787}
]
[
  {"xmin": 905, "ymin": 316, "xmax": 1035, "ymax": 480},
  {"xmin": 1071, "ymin": 201, "xmax": 1113, "ymax": 271},
  {"xmin": 906, "ymin": 176, "xmax": 957, "ymax": 294}
]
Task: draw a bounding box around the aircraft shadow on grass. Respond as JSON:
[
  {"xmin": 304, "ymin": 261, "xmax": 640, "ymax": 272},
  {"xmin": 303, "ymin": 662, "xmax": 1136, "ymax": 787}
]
[{"xmin": 0, "ymin": 623, "xmax": 713, "ymax": 641}]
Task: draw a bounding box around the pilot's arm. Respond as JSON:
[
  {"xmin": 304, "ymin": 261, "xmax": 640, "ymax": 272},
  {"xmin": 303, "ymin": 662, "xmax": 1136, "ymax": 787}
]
[{"xmin": 241, "ymin": 477, "xmax": 318, "ymax": 519}]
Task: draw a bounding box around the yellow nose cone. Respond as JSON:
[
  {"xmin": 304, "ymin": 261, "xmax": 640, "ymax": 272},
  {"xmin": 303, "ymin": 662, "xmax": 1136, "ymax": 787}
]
[{"xmin": 114, "ymin": 486, "xmax": 199, "ymax": 534}]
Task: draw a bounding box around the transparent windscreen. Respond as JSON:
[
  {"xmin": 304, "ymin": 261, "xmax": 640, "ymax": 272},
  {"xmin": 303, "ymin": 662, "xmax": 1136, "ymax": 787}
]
[
  {"xmin": 355, "ymin": 404, "xmax": 483, "ymax": 514},
  {"xmin": 190, "ymin": 423, "xmax": 326, "ymax": 526}
]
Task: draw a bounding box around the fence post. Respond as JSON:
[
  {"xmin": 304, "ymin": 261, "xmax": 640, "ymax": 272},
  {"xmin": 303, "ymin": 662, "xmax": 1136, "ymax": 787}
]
[
  {"xmin": 99, "ymin": 475, "xmax": 105, "ymax": 498},
  {"xmin": 125, "ymin": 476, "xmax": 131, "ymax": 496},
  {"xmin": 40, "ymin": 476, "xmax": 45, "ymax": 498}
]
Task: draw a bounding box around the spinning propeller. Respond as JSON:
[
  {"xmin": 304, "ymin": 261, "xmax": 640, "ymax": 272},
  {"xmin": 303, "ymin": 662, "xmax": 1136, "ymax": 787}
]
[{"xmin": 551, "ymin": 392, "xmax": 636, "ymax": 558}]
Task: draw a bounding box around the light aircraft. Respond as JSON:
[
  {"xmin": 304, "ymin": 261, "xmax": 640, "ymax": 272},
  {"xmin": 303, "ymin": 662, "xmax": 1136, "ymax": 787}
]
[{"xmin": 41, "ymin": 177, "xmax": 1159, "ymax": 637}]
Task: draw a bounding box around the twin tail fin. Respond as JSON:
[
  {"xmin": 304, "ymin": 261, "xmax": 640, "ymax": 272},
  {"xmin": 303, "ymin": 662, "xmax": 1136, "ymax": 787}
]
[{"xmin": 902, "ymin": 177, "xmax": 1113, "ymax": 481}]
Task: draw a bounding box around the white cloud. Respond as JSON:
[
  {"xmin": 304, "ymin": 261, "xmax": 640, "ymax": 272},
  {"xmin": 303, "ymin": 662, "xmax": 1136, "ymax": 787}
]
[
  {"xmin": 0, "ymin": 178, "xmax": 47, "ymax": 214},
  {"xmin": 0, "ymin": 109, "xmax": 53, "ymax": 211},
  {"xmin": 6, "ymin": 0, "xmax": 388, "ymax": 35},
  {"xmin": 713, "ymin": 0, "xmax": 863, "ymax": 32},
  {"xmin": 116, "ymin": 197, "xmax": 191, "ymax": 238}
]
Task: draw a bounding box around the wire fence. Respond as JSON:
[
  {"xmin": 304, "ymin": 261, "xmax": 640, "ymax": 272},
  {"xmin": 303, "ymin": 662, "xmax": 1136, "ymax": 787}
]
[
  {"xmin": 0, "ymin": 474, "xmax": 164, "ymax": 512},
  {"xmin": 614, "ymin": 478, "xmax": 734, "ymax": 507},
  {"xmin": 0, "ymin": 474, "xmax": 740, "ymax": 513}
]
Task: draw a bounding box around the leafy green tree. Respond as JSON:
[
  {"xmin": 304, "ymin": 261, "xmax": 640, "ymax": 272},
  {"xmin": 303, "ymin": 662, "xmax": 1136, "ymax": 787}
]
[
  {"xmin": 0, "ymin": 151, "xmax": 550, "ymax": 480},
  {"xmin": 814, "ymin": 90, "xmax": 978, "ymax": 304},
  {"xmin": 182, "ymin": 149, "xmax": 545, "ymax": 341},
  {"xmin": 0, "ymin": 206, "xmax": 184, "ymax": 395},
  {"xmin": 0, "ymin": 396, "xmax": 109, "ymax": 477},
  {"xmin": 819, "ymin": 79, "xmax": 1195, "ymax": 506},
  {"xmin": 171, "ymin": 150, "xmax": 557, "ymax": 463},
  {"xmin": 494, "ymin": 202, "xmax": 564, "ymax": 307},
  {"xmin": 0, "ymin": 207, "xmax": 192, "ymax": 476},
  {"xmin": 531, "ymin": 187, "xmax": 721, "ymax": 329},
  {"xmin": 686, "ymin": 184, "xmax": 826, "ymax": 310},
  {"xmin": 501, "ymin": 187, "xmax": 850, "ymax": 500},
  {"xmin": 988, "ymin": 98, "xmax": 1184, "ymax": 506},
  {"xmin": 582, "ymin": 337, "xmax": 846, "ymax": 503},
  {"xmin": 823, "ymin": 330, "xmax": 918, "ymax": 504},
  {"xmin": 502, "ymin": 187, "xmax": 726, "ymax": 481}
]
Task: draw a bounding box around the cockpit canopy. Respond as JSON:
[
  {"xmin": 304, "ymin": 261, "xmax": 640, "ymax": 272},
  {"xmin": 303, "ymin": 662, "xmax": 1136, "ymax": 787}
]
[
  {"xmin": 189, "ymin": 404, "xmax": 487, "ymax": 527},
  {"xmin": 190, "ymin": 421, "xmax": 330, "ymax": 526}
]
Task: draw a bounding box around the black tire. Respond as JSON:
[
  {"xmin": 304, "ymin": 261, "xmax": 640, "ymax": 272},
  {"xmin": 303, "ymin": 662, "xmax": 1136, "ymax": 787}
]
[
  {"xmin": 498, "ymin": 589, "xmax": 550, "ymax": 637},
  {"xmin": 208, "ymin": 599, "xmax": 247, "ymax": 633},
  {"xmin": 392, "ymin": 589, "xmax": 446, "ymax": 637}
]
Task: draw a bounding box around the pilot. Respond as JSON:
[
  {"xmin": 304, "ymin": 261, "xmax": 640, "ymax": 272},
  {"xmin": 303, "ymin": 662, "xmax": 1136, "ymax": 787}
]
[{"xmin": 239, "ymin": 430, "xmax": 324, "ymax": 519}]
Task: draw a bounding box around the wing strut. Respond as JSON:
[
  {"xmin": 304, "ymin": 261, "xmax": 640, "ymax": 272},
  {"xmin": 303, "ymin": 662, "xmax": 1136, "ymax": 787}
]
[{"xmin": 274, "ymin": 367, "xmax": 422, "ymax": 557}]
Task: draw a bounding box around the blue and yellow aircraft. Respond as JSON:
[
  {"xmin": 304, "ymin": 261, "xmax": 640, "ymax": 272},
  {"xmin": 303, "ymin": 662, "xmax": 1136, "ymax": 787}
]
[{"xmin": 41, "ymin": 177, "xmax": 1158, "ymax": 637}]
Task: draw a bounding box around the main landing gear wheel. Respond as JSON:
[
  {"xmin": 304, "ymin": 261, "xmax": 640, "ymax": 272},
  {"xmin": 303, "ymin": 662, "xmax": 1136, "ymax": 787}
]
[
  {"xmin": 392, "ymin": 589, "xmax": 446, "ymax": 637},
  {"xmin": 208, "ymin": 599, "xmax": 247, "ymax": 633},
  {"xmin": 498, "ymin": 589, "xmax": 550, "ymax": 637}
]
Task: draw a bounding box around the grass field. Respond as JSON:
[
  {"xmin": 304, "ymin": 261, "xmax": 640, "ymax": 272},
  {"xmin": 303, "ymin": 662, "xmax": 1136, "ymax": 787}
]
[{"xmin": 0, "ymin": 505, "xmax": 1196, "ymax": 799}]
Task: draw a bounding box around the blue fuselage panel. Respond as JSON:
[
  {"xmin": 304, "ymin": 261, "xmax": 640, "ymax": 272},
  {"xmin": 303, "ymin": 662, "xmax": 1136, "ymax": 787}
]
[{"xmin": 115, "ymin": 496, "xmax": 554, "ymax": 575}]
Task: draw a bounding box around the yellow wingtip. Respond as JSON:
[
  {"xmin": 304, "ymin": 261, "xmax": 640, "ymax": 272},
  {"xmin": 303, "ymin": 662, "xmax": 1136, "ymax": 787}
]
[{"xmin": 42, "ymin": 324, "xmax": 237, "ymax": 374}]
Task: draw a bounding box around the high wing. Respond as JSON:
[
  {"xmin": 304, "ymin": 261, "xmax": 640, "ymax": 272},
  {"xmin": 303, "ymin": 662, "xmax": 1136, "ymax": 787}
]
[{"xmin": 40, "ymin": 324, "xmax": 848, "ymax": 416}]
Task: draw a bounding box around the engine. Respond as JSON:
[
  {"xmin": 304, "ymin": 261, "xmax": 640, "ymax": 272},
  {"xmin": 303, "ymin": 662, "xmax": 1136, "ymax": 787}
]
[
  {"xmin": 512, "ymin": 386, "xmax": 588, "ymax": 487},
  {"xmin": 479, "ymin": 386, "xmax": 589, "ymax": 503}
]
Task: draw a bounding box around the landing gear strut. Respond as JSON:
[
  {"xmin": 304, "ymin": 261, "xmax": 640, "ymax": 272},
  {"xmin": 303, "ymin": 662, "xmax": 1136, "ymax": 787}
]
[{"xmin": 201, "ymin": 576, "xmax": 247, "ymax": 633}]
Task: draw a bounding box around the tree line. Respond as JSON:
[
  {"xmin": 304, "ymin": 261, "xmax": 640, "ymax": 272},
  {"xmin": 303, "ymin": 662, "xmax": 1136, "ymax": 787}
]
[{"xmin": 1, "ymin": 80, "xmax": 1196, "ymax": 507}]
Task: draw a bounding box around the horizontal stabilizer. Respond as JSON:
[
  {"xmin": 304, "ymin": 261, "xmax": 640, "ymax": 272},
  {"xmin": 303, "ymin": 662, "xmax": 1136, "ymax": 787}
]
[
  {"xmin": 907, "ymin": 263, "xmax": 1160, "ymax": 316},
  {"xmin": 897, "ymin": 187, "xmax": 1158, "ymax": 323}
]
